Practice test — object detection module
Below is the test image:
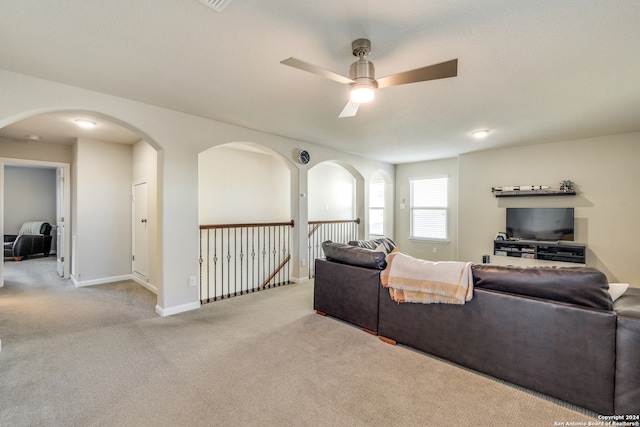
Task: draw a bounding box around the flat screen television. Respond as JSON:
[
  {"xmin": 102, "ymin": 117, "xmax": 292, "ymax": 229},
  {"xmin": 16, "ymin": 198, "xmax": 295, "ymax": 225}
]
[{"xmin": 506, "ymin": 208, "xmax": 574, "ymax": 241}]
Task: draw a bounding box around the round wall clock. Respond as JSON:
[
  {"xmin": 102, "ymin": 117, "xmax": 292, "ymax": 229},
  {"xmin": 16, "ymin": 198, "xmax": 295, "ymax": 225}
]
[{"xmin": 297, "ymin": 150, "xmax": 310, "ymax": 165}]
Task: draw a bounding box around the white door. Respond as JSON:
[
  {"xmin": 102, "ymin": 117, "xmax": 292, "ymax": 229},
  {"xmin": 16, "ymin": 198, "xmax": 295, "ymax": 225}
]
[
  {"xmin": 133, "ymin": 181, "xmax": 149, "ymax": 280},
  {"xmin": 56, "ymin": 168, "xmax": 65, "ymax": 277}
]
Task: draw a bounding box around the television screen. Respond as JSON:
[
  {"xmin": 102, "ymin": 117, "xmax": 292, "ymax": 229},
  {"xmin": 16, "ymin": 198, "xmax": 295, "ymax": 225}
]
[{"xmin": 506, "ymin": 208, "xmax": 574, "ymax": 241}]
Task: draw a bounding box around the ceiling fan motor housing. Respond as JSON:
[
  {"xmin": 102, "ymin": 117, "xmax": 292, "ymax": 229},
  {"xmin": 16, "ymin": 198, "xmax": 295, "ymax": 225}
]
[
  {"xmin": 350, "ymin": 39, "xmax": 377, "ymax": 91},
  {"xmin": 349, "ymin": 59, "xmax": 377, "ymax": 88}
]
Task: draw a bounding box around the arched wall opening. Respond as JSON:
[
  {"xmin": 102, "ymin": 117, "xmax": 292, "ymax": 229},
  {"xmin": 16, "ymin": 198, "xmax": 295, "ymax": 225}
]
[
  {"xmin": 306, "ymin": 160, "xmax": 365, "ymax": 276},
  {"xmin": 308, "ymin": 162, "xmax": 356, "ymax": 222},
  {"xmin": 197, "ymin": 142, "xmax": 300, "ymax": 301},
  {"xmin": 198, "ymin": 142, "xmax": 293, "ymax": 225},
  {"xmin": 0, "ymin": 109, "xmax": 162, "ymax": 309}
]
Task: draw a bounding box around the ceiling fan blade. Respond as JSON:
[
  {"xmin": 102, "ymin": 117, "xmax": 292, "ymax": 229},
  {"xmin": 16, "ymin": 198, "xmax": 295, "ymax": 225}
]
[
  {"xmin": 338, "ymin": 100, "xmax": 359, "ymax": 118},
  {"xmin": 280, "ymin": 57, "xmax": 354, "ymax": 85},
  {"xmin": 376, "ymin": 59, "xmax": 458, "ymax": 89}
]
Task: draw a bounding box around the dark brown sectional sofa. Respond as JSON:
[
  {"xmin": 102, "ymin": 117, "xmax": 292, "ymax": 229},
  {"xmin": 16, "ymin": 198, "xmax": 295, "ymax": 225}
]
[{"xmin": 313, "ymin": 241, "xmax": 640, "ymax": 416}]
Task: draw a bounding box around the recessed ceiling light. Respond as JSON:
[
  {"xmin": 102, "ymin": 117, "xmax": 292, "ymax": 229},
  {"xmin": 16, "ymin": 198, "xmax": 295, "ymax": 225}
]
[
  {"xmin": 26, "ymin": 134, "xmax": 42, "ymax": 140},
  {"xmin": 75, "ymin": 119, "xmax": 97, "ymax": 128},
  {"xmin": 472, "ymin": 129, "xmax": 490, "ymax": 139}
]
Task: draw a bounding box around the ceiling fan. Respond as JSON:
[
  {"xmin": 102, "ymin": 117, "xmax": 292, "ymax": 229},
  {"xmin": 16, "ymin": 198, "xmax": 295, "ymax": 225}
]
[{"xmin": 281, "ymin": 38, "xmax": 458, "ymax": 118}]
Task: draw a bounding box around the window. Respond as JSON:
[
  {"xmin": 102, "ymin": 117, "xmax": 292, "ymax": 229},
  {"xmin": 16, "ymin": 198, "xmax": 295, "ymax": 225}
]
[
  {"xmin": 410, "ymin": 177, "xmax": 448, "ymax": 241},
  {"xmin": 369, "ymin": 180, "xmax": 385, "ymax": 236}
]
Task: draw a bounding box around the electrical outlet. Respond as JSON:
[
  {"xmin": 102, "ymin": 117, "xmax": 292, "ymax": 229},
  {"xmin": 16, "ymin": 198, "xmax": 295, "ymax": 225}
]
[
  {"xmin": 301, "ymin": 259, "xmax": 307, "ymax": 267},
  {"xmin": 432, "ymin": 247, "xmax": 438, "ymax": 254},
  {"xmin": 189, "ymin": 275, "xmax": 197, "ymax": 287}
]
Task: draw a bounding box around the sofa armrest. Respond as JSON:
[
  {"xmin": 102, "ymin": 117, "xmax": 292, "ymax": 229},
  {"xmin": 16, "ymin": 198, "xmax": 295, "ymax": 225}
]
[
  {"xmin": 614, "ymin": 287, "xmax": 640, "ymax": 415},
  {"xmin": 11, "ymin": 234, "xmax": 51, "ymax": 257},
  {"xmin": 314, "ymin": 258, "xmax": 381, "ymax": 333}
]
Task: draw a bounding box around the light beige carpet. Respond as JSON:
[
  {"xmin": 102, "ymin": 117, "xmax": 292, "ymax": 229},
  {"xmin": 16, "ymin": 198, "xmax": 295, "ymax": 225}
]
[{"xmin": 1, "ymin": 257, "xmax": 598, "ymax": 426}]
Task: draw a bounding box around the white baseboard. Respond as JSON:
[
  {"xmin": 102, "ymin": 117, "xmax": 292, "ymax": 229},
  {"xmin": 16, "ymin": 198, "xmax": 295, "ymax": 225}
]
[
  {"xmin": 132, "ymin": 275, "xmax": 158, "ymax": 294},
  {"xmin": 72, "ymin": 274, "xmax": 133, "ymax": 288},
  {"xmin": 155, "ymin": 301, "xmax": 201, "ymax": 317},
  {"xmin": 290, "ymin": 275, "xmax": 310, "ymax": 283}
]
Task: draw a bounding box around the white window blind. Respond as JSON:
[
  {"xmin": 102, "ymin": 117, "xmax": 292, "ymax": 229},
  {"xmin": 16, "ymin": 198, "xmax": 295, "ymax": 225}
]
[
  {"xmin": 369, "ymin": 181, "xmax": 385, "ymax": 236},
  {"xmin": 410, "ymin": 177, "xmax": 448, "ymax": 240}
]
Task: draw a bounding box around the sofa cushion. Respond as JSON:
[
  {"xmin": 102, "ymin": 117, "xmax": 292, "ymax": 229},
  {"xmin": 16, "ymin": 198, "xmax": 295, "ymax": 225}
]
[
  {"xmin": 322, "ymin": 241, "xmax": 387, "ymax": 270},
  {"xmin": 348, "ymin": 237, "xmax": 396, "ymax": 253},
  {"xmin": 471, "ymin": 265, "xmax": 612, "ymax": 310},
  {"xmin": 613, "ymin": 287, "xmax": 640, "ymax": 319}
]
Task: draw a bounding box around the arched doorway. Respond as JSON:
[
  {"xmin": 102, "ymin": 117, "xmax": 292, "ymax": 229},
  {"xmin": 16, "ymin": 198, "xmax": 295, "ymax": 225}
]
[{"xmin": 0, "ymin": 111, "xmax": 161, "ymax": 307}]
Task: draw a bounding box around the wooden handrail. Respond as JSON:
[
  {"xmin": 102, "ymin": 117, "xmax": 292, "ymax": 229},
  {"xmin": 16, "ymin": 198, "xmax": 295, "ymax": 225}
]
[
  {"xmin": 260, "ymin": 255, "xmax": 291, "ymax": 288},
  {"xmin": 307, "ymin": 218, "xmax": 360, "ymax": 238},
  {"xmin": 200, "ymin": 220, "xmax": 294, "ymax": 230},
  {"xmin": 308, "ymin": 218, "xmax": 360, "ymax": 225},
  {"xmin": 307, "ymin": 223, "xmax": 321, "ymax": 238}
]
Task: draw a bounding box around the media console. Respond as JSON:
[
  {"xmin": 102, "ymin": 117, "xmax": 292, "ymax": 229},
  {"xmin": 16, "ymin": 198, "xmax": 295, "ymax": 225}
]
[{"xmin": 493, "ymin": 240, "xmax": 586, "ymax": 264}]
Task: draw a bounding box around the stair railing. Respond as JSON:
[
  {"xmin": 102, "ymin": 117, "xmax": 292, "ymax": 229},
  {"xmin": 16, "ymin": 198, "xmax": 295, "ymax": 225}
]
[
  {"xmin": 199, "ymin": 220, "xmax": 294, "ymax": 303},
  {"xmin": 307, "ymin": 218, "xmax": 360, "ymax": 278}
]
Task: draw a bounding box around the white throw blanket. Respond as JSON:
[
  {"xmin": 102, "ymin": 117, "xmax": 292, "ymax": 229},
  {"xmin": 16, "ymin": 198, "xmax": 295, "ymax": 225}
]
[
  {"xmin": 381, "ymin": 252, "xmax": 474, "ymax": 304},
  {"xmin": 19, "ymin": 221, "xmax": 46, "ymax": 235}
]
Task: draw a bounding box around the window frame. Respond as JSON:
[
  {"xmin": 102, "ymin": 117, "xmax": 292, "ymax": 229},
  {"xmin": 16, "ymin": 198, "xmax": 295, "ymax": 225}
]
[
  {"xmin": 368, "ymin": 179, "xmax": 385, "ymax": 237},
  {"xmin": 409, "ymin": 176, "xmax": 449, "ymax": 242}
]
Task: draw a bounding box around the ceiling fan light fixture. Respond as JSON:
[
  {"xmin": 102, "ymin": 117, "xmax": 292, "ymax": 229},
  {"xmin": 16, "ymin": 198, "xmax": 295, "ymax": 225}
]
[{"xmin": 350, "ymin": 83, "xmax": 375, "ymax": 104}]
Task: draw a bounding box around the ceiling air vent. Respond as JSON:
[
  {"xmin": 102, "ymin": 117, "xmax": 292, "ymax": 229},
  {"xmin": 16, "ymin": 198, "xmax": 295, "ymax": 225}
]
[{"xmin": 197, "ymin": 0, "xmax": 233, "ymax": 13}]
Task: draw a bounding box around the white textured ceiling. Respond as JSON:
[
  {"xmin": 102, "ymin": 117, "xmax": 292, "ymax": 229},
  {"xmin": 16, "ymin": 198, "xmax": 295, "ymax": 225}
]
[{"xmin": 1, "ymin": 0, "xmax": 639, "ymax": 163}]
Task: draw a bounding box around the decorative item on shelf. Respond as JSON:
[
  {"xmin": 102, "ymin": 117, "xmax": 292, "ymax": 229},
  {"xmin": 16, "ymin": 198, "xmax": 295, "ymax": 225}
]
[
  {"xmin": 559, "ymin": 180, "xmax": 574, "ymax": 192},
  {"xmin": 491, "ymin": 180, "xmax": 577, "ymax": 197}
]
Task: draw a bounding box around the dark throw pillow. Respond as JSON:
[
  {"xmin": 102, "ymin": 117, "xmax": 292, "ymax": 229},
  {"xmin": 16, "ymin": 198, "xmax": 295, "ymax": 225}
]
[{"xmin": 322, "ymin": 241, "xmax": 387, "ymax": 270}]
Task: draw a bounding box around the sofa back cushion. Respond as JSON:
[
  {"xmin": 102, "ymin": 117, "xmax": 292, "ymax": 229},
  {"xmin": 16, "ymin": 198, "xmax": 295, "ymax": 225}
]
[
  {"xmin": 471, "ymin": 265, "xmax": 612, "ymax": 310},
  {"xmin": 322, "ymin": 241, "xmax": 387, "ymax": 270}
]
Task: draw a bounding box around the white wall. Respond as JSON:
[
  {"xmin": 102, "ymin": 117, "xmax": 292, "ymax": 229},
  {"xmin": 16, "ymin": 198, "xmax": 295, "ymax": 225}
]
[
  {"xmin": 3, "ymin": 165, "xmax": 56, "ymax": 234},
  {"xmin": 394, "ymin": 157, "xmax": 458, "ymax": 261},
  {"xmin": 198, "ymin": 146, "xmax": 290, "ymax": 224},
  {"xmin": 0, "ymin": 137, "xmax": 72, "ymax": 164},
  {"xmin": 308, "ymin": 162, "xmax": 355, "ymax": 221},
  {"xmin": 72, "ymin": 138, "xmax": 133, "ymax": 285},
  {"xmin": 457, "ymin": 132, "xmax": 640, "ymax": 284}
]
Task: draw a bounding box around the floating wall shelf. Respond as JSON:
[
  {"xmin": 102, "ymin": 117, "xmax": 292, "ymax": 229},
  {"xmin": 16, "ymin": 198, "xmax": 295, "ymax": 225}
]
[{"xmin": 492, "ymin": 180, "xmax": 576, "ymax": 198}]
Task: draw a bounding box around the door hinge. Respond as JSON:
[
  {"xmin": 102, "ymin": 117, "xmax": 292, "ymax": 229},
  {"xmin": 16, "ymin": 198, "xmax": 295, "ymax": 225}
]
[
  {"xmin": 132, "ymin": 255, "xmax": 135, "ymax": 261},
  {"xmin": 60, "ymin": 257, "xmax": 64, "ymax": 262}
]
